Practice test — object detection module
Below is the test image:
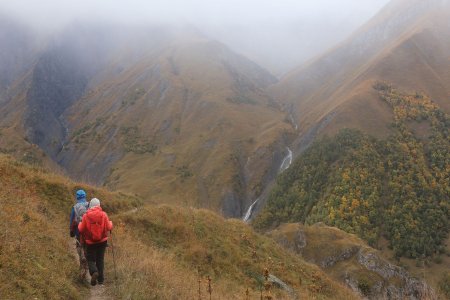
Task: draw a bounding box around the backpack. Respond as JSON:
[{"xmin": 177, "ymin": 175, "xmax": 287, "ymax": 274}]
[
  {"xmin": 71, "ymin": 202, "xmax": 88, "ymax": 231},
  {"xmin": 89, "ymin": 216, "xmax": 105, "ymax": 243},
  {"xmin": 74, "ymin": 202, "xmax": 89, "ymax": 222}
]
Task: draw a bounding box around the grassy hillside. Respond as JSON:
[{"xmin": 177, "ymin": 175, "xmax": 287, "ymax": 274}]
[
  {"xmin": 0, "ymin": 159, "xmax": 81, "ymax": 299},
  {"xmin": 0, "ymin": 155, "xmax": 141, "ymax": 299},
  {"xmin": 112, "ymin": 206, "xmax": 359, "ymax": 299},
  {"xmin": 0, "ymin": 154, "xmax": 357, "ymax": 299}
]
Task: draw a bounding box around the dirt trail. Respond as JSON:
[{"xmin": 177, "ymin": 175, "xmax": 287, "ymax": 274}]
[
  {"xmin": 68, "ymin": 239, "xmax": 112, "ymax": 300},
  {"xmin": 89, "ymin": 284, "xmax": 109, "ymax": 300}
]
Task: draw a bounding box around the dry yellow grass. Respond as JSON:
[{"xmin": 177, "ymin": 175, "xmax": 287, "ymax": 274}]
[
  {"xmin": 0, "ymin": 156, "xmax": 84, "ymax": 299},
  {"xmin": 0, "ymin": 154, "xmax": 140, "ymax": 299},
  {"xmin": 0, "ymin": 154, "xmax": 358, "ymax": 299},
  {"xmin": 111, "ymin": 205, "xmax": 358, "ymax": 299}
]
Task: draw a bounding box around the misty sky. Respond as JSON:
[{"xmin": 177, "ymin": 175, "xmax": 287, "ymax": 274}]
[{"xmin": 0, "ymin": 0, "xmax": 391, "ymax": 75}]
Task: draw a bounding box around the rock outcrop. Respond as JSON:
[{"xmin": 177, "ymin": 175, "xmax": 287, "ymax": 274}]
[{"xmin": 268, "ymin": 223, "xmax": 436, "ymax": 299}]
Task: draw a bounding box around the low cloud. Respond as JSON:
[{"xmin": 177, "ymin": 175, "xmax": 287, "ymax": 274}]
[{"xmin": 0, "ymin": 0, "xmax": 390, "ymax": 74}]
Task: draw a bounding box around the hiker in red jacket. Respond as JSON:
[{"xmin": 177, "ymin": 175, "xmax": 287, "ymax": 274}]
[{"xmin": 78, "ymin": 198, "xmax": 113, "ymax": 286}]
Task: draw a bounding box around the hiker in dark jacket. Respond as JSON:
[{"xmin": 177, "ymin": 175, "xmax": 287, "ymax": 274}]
[
  {"xmin": 69, "ymin": 189, "xmax": 89, "ymax": 279},
  {"xmin": 79, "ymin": 198, "xmax": 113, "ymax": 286}
]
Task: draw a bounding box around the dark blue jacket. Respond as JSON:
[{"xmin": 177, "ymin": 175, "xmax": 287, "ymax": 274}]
[{"xmin": 69, "ymin": 197, "xmax": 88, "ymax": 238}]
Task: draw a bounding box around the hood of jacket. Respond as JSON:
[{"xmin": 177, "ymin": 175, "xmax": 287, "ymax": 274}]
[{"xmin": 85, "ymin": 206, "xmax": 104, "ymax": 221}]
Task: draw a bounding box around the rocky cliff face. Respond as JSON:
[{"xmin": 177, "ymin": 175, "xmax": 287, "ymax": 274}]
[
  {"xmin": 354, "ymin": 249, "xmax": 435, "ymax": 299},
  {"xmin": 23, "ymin": 24, "xmax": 115, "ymax": 159},
  {"xmin": 24, "ymin": 48, "xmax": 88, "ymax": 158},
  {"xmin": 268, "ymin": 223, "xmax": 436, "ymax": 300}
]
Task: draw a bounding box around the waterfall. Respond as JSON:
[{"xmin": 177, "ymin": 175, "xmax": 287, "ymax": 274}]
[
  {"xmin": 243, "ymin": 198, "xmax": 259, "ymax": 222},
  {"xmin": 242, "ymin": 147, "xmax": 293, "ymax": 222},
  {"xmin": 279, "ymin": 147, "xmax": 293, "ymax": 173}
]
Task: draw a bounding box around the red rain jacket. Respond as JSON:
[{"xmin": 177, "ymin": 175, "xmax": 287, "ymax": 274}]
[{"xmin": 78, "ymin": 206, "xmax": 113, "ymax": 245}]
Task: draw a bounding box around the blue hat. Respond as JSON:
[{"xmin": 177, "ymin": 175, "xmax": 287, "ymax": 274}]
[{"xmin": 76, "ymin": 189, "xmax": 86, "ymax": 200}]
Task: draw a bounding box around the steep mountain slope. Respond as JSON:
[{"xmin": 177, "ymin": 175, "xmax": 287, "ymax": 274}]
[
  {"xmin": 0, "ymin": 16, "xmax": 64, "ymax": 171},
  {"xmin": 0, "ymin": 23, "xmax": 293, "ymax": 217},
  {"xmin": 255, "ymin": 1, "xmax": 450, "ymax": 294},
  {"xmin": 0, "ymin": 154, "xmax": 358, "ymax": 300},
  {"xmin": 272, "ymin": 0, "xmax": 450, "ymax": 145},
  {"xmin": 58, "ymin": 34, "xmax": 291, "ymax": 217},
  {"xmin": 254, "ymin": 85, "xmax": 449, "ymax": 296}
]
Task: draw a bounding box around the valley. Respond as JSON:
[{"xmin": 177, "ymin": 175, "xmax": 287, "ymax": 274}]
[{"xmin": 0, "ymin": 0, "xmax": 449, "ymax": 299}]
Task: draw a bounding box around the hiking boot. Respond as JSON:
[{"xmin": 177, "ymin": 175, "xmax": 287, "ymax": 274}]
[{"xmin": 91, "ymin": 272, "xmax": 99, "ymax": 286}]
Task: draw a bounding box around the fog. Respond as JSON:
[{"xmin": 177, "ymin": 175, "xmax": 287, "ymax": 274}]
[{"xmin": 0, "ymin": 0, "xmax": 390, "ymax": 75}]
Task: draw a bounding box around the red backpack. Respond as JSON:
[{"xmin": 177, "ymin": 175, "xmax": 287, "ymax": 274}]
[{"xmin": 86, "ymin": 211, "xmax": 106, "ymax": 242}]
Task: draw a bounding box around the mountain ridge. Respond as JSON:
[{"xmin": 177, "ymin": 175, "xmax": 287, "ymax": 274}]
[
  {"xmin": 0, "ymin": 21, "xmax": 293, "ymax": 217},
  {"xmin": 272, "ymin": 0, "xmax": 450, "ymax": 144}
]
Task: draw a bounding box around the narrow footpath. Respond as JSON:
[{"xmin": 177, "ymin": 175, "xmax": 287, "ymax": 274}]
[{"xmin": 68, "ymin": 239, "xmax": 111, "ymax": 300}]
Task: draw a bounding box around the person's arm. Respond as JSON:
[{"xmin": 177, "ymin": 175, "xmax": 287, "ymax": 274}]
[
  {"xmin": 78, "ymin": 214, "xmax": 86, "ymax": 234},
  {"xmin": 105, "ymin": 213, "xmax": 113, "ymax": 231},
  {"xmin": 69, "ymin": 207, "xmax": 75, "ymax": 237}
]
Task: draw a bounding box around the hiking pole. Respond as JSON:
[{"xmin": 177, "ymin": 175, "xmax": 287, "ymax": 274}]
[{"xmin": 109, "ymin": 231, "xmax": 118, "ymax": 281}]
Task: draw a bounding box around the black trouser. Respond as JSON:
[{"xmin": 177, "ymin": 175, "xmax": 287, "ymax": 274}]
[{"xmin": 86, "ymin": 241, "xmax": 107, "ymax": 282}]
